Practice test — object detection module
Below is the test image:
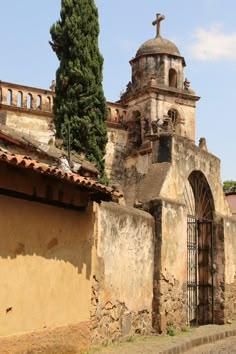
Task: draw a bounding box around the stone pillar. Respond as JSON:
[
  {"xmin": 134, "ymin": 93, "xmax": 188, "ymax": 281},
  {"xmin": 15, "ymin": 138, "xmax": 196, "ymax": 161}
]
[
  {"xmin": 31, "ymin": 93, "xmax": 36, "ymax": 110},
  {"xmin": 149, "ymin": 199, "xmax": 162, "ymax": 332},
  {"xmin": 12, "ymin": 89, "xmax": 18, "ymax": 106},
  {"xmin": 150, "ymin": 95, "xmax": 157, "ymax": 122},
  {"xmin": 149, "ymin": 198, "xmax": 188, "ymax": 333},
  {"xmin": 1, "ymin": 87, "xmax": 8, "ymax": 104},
  {"xmin": 23, "ymin": 90, "xmax": 28, "ymax": 108}
]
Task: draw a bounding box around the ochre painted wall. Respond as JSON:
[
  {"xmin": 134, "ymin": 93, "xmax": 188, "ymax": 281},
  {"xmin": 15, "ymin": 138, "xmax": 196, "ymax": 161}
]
[{"xmin": 0, "ymin": 195, "xmax": 94, "ymax": 336}]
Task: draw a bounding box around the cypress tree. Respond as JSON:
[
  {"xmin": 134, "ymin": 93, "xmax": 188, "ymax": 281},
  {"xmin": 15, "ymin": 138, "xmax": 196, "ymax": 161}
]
[{"xmin": 50, "ymin": 0, "xmax": 108, "ymax": 175}]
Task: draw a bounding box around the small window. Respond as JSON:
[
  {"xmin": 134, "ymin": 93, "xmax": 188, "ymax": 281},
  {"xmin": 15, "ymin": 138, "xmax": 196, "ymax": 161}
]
[
  {"xmin": 27, "ymin": 93, "xmax": 33, "ymax": 109},
  {"xmin": 46, "ymin": 96, "xmax": 51, "ymax": 111},
  {"xmin": 36, "ymin": 95, "xmax": 42, "ymax": 110},
  {"xmin": 169, "ymin": 69, "xmax": 177, "ymax": 88},
  {"xmin": 17, "ymin": 91, "xmax": 23, "ymax": 107},
  {"xmin": 6, "ymin": 89, "xmax": 12, "ymax": 105},
  {"xmin": 168, "ymin": 109, "xmax": 177, "ymax": 124},
  {"xmin": 168, "ymin": 109, "xmax": 180, "ymax": 133},
  {"xmin": 115, "ymin": 109, "xmax": 119, "ymax": 123}
]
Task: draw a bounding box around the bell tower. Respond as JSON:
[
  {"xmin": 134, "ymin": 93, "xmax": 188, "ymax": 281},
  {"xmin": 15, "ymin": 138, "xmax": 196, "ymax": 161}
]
[{"xmin": 120, "ymin": 13, "xmax": 200, "ymax": 151}]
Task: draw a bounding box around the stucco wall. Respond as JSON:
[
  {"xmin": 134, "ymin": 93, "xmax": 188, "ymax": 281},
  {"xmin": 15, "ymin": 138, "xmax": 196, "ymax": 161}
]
[
  {"xmin": 3, "ymin": 110, "xmax": 54, "ymax": 144},
  {"xmin": 0, "ymin": 195, "xmax": 94, "ymax": 336},
  {"xmin": 156, "ymin": 95, "xmax": 196, "ymax": 141},
  {"xmin": 155, "ymin": 136, "xmax": 231, "ymax": 217},
  {"xmin": 150, "ymin": 199, "xmax": 187, "ymax": 331},
  {"xmin": 105, "ymin": 126, "xmax": 128, "ymax": 189},
  {"xmin": 161, "ymin": 201, "xmax": 187, "ymax": 282},
  {"xmin": 92, "ymin": 201, "xmax": 154, "ymax": 343}
]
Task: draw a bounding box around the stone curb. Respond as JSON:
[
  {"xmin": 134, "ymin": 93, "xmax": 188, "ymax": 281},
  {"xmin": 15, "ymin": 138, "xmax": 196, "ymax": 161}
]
[{"xmin": 159, "ymin": 328, "xmax": 236, "ymax": 354}]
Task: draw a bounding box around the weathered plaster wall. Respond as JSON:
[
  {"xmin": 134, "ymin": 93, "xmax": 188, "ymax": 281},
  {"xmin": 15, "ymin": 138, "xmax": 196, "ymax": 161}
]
[
  {"xmin": 150, "ymin": 199, "xmax": 187, "ymax": 332},
  {"xmin": 105, "ymin": 125, "xmax": 128, "ymax": 189},
  {"xmin": 92, "ymin": 202, "xmax": 154, "ymax": 344},
  {"xmin": 2, "ymin": 110, "xmax": 54, "ymax": 144},
  {"xmin": 224, "ymin": 217, "xmax": 236, "ymax": 320},
  {"xmin": 132, "ymin": 135, "xmax": 233, "ymax": 329},
  {"xmin": 123, "ymin": 153, "xmax": 152, "ymax": 206},
  {"xmin": 119, "ymin": 135, "xmax": 227, "ymax": 210},
  {"xmin": 135, "ymin": 136, "xmax": 231, "ymax": 218},
  {"xmin": 156, "ymin": 96, "xmax": 195, "ymax": 140},
  {"xmin": 130, "ymin": 56, "xmax": 184, "ymax": 92},
  {"xmin": 0, "ymin": 195, "xmax": 94, "ymax": 336},
  {"xmin": 161, "ymin": 201, "xmax": 187, "ymax": 282},
  {"xmin": 160, "ymin": 137, "xmax": 231, "ymax": 216}
]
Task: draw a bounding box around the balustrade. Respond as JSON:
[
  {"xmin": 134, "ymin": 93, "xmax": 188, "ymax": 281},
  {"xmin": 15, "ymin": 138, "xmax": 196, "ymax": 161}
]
[{"xmin": 0, "ymin": 81, "xmax": 53, "ymax": 113}]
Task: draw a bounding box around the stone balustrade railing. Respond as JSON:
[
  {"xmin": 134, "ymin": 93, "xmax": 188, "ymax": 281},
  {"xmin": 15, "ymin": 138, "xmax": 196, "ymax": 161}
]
[
  {"xmin": 0, "ymin": 81, "xmax": 128, "ymax": 124},
  {"xmin": 0, "ymin": 81, "xmax": 54, "ymax": 114},
  {"xmin": 106, "ymin": 102, "xmax": 127, "ymax": 124}
]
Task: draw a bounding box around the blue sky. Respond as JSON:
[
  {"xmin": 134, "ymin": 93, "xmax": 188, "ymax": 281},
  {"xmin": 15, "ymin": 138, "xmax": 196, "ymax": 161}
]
[{"xmin": 0, "ymin": 0, "xmax": 235, "ymax": 181}]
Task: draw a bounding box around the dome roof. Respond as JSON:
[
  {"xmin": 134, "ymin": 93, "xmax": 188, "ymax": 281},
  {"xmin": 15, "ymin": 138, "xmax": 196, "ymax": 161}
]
[{"xmin": 136, "ymin": 36, "xmax": 181, "ymax": 58}]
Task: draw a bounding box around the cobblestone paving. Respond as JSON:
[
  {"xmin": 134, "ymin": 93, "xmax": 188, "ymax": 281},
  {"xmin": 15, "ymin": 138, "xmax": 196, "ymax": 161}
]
[
  {"xmin": 89, "ymin": 323, "xmax": 236, "ymax": 354},
  {"xmin": 187, "ymin": 336, "xmax": 236, "ymax": 353}
]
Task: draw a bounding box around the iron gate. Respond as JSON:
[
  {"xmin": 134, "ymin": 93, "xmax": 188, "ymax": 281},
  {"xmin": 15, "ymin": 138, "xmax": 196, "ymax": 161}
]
[{"xmin": 187, "ymin": 215, "xmax": 214, "ymax": 326}]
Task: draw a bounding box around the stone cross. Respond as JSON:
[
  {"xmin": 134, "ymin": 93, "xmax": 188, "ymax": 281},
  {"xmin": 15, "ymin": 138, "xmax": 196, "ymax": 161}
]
[{"xmin": 152, "ymin": 13, "xmax": 165, "ymax": 37}]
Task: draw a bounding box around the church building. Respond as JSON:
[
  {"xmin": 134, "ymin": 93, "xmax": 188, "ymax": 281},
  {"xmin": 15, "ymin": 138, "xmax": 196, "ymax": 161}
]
[
  {"xmin": 105, "ymin": 13, "xmax": 236, "ymax": 331},
  {"xmin": 0, "ymin": 12, "xmax": 235, "ymax": 352}
]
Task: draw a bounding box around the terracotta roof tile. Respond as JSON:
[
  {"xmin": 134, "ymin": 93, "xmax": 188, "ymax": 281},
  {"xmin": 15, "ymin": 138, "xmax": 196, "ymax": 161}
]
[{"xmin": 0, "ymin": 149, "xmax": 122, "ymax": 198}]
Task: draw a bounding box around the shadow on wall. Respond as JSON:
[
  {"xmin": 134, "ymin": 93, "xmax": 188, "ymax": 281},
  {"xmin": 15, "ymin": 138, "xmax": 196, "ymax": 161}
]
[{"xmin": 0, "ymin": 193, "xmax": 93, "ymax": 279}]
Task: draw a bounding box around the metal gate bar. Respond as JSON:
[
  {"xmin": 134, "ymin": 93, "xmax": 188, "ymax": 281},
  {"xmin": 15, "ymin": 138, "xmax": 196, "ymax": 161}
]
[
  {"xmin": 187, "ymin": 215, "xmax": 198, "ymax": 326},
  {"xmin": 187, "ymin": 216, "xmax": 214, "ymax": 326}
]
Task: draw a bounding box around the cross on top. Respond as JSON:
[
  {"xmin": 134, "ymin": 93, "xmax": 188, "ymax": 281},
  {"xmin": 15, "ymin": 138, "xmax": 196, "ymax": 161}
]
[{"xmin": 152, "ymin": 13, "xmax": 165, "ymax": 37}]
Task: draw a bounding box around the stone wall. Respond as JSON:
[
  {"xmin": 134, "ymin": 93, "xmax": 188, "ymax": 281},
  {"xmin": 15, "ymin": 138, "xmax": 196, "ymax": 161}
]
[
  {"xmin": 92, "ymin": 202, "xmax": 154, "ymax": 344},
  {"xmin": 150, "ymin": 199, "xmax": 187, "ymax": 332}
]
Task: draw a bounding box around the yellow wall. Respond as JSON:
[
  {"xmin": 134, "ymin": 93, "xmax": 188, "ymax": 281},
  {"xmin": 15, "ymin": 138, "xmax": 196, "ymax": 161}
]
[{"xmin": 0, "ymin": 195, "xmax": 94, "ymax": 336}]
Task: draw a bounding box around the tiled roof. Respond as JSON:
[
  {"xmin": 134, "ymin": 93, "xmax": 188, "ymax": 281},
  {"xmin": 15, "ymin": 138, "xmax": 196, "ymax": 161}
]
[
  {"xmin": 0, "ymin": 149, "xmax": 122, "ymax": 198},
  {"xmin": 0, "ymin": 124, "xmax": 99, "ymax": 174}
]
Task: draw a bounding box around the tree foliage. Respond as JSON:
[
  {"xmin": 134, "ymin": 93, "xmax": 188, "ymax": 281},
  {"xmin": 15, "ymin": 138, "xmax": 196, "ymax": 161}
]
[
  {"xmin": 50, "ymin": 0, "xmax": 107, "ymax": 175},
  {"xmin": 223, "ymin": 180, "xmax": 236, "ymax": 193}
]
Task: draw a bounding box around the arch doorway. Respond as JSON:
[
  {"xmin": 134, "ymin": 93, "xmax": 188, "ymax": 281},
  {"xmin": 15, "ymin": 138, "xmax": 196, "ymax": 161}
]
[{"xmin": 184, "ymin": 171, "xmax": 215, "ymax": 326}]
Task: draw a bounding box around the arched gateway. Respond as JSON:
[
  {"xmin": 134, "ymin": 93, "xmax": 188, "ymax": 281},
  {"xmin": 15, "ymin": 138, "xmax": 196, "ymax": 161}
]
[{"xmin": 184, "ymin": 171, "xmax": 215, "ymax": 326}]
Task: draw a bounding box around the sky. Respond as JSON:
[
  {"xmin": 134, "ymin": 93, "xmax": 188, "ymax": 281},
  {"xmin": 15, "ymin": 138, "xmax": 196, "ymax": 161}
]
[{"xmin": 0, "ymin": 0, "xmax": 235, "ymax": 181}]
